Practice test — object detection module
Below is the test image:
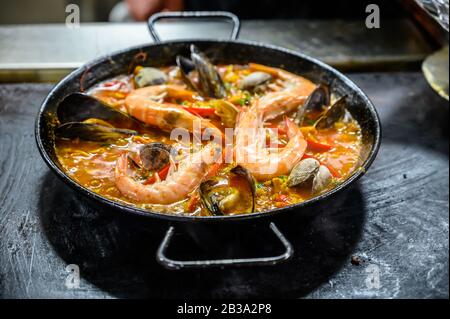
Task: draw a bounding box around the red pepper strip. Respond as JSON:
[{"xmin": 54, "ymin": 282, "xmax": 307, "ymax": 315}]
[
  {"xmin": 187, "ymin": 194, "xmax": 200, "ymax": 213},
  {"xmin": 306, "ymin": 139, "xmax": 334, "ymax": 152},
  {"xmin": 302, "ymin": 154, "xmax": 341, "ymax": 178},
  {"xmin": 144, "ymin": 164, "xmax": 171, "ymax": 185},
  {"xmin": 183, "ymin": 106, "xmax": 216, "ymax": 117}
]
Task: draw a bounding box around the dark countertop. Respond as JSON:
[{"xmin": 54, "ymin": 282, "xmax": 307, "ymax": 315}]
[{"xmin": 0, "ymin": 72, "xmax": 448, "ymax": 298}]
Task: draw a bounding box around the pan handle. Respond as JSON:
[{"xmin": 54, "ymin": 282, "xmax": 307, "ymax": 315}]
[
  {"xmin": 147, "ymin": 11, "xmax": 241, "ymax": 43},
  {"xmin": 156, "ymin": 222, "xmax": 293, "ymax": 270}
]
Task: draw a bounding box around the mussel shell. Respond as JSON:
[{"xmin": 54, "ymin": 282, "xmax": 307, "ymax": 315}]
[
  {"xmin": 138, "ymin": 142, "xmax": 172, "ymax": 171},
  {"xmin": 190, "ymin": 45, "xmax": 227, "ymax": 99},
  {"xmin": 287, "ymin": 158, "xmax": 320, "ymax": 187},
  {"xmin": 295, "ymin": 84, "xmax": 330, "ymax": 126},
  {"xmin": 199, "ymin": 165, "xmax": 256, "ymax": 216},
  {"xmin": 314, "ymin": 96, "xmax": 347, "ymax": 130},
  {"xmin": 176, "ymin": 55, "xmax": 198, "ymax": 92},
  {"xmin": 57, "ymin": 93, "xmax": 139, "ymax": 129},
  {"xmin": 134, "ymin": 67, "xmax": 168, "ymax": 88},
  {"xmin": 55, "ymin": 122, "xmax": 137, "ymax": 142},
  {"xmin": 230, "ymin": 165, "xmax": 256, "ymax": 198},
  {"xmin": 208, "ymin": 99, "xmax": 239, "ymax": 128}
]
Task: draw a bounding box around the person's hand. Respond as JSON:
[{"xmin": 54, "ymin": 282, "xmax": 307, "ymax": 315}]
[{"xmin": 126, "ymin": 0, "xmax": 184, "ymax": 21}]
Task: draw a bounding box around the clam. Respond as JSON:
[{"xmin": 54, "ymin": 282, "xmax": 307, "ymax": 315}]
[
  {"xmin": 55, "ymin": 122, "xmax": 137, "ymax": 142},
  {"xmin": 134, "ymin": 67, "xmax": 168, "ymax": 88},
  {"xmin": 137, "ymin": 142, "xmax": 172, "ymax": 171},
  {"xmin": 199, "ymin": 165, "xmax": 256, "ymax": 215},
  {"xmin": 287, "ymin": 158, "xmax": 333, "ymax": 194},
  {"xmin": 314, "ymin": 96, "xmax": 347, "ymax": 130},
  {"xmin": 57, "ymin": 92, "xmax": 140, "ymax": 129},
  {"xmin": 239, "ymin": 71, "xmax": 272, "ymax": 91},
  {"xmin": 176, "ymin": 45, "xmax": 227, "ymax": 98},
  {"xmin": 312, "ymin": 165, "xmax": 332, "ymax": 194},
  {"xmin": 287, "ymin": 158, "xmax": 320, "ymax": 187}
]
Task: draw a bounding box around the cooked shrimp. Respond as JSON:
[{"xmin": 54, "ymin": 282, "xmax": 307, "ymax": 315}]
[
  {"xmin": 125, "ymin": 85, "xmax": 222, "ymax": 136},
  {"xmin": 115, "ymin": 143, "xmax": 220, "ymax": 204},
  {"xmin": 248, "ymin": 64, "xmax": 316, "ymax": 121},
  {"xmin": 235, "ymin": 102, "xmax": 307, "ymax": 181}
]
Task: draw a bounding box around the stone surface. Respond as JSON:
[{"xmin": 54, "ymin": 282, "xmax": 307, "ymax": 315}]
[{"xmin": 0, "ymin": 72, "xmax": 448, "ymax": 298}]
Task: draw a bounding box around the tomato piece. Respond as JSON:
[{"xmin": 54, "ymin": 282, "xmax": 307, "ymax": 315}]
[
  {"xmin": 306, "ymin": 139, "xmax": 334, "ymax": 152},
  {"xmin": 144, "ymin": 164, "xmax": 171, "ymax": 185}
]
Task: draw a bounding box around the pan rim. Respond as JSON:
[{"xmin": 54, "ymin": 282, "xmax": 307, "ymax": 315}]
[{"xmin": 35, "ymin": 38, "xmax": 382, "ymax": 223}]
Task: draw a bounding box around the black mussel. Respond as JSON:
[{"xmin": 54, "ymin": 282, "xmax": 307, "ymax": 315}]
[
  {"xmin": 239, "ymin": 71, "xmax": 272, "ymax": 91},
  {"xmin": 176, "ymin": 55, "xmax": 198, "ymax": 92},
  {"xmin": 134, "ymin": 67, "xmax": 168, "ymax": 88},
  {"xmin": 199, "ymin": 165, "xmax": 256, "ymax": 215},
  {"xmin": 57, "ymin": 93, "xmax": 140, "ymax": 129},
  {"xmin": 55, "ymin": 122, "xmax": 137, "ymax": 142},
  {"xmin": 176, "ymin": 46, "xmax": 227, "ymax": 98},
  {"xmin": 295, "ymin": 84, "xmax": 331, "ymax": 126},
  {"xmin": 314, "ymin": 96, "xmax": 347, "ymax": 129},
  {"xmin": 189, "ymin": 45, "xmax": 227, "ymax": 99},
  {"xmin": 137, "ymin": 142, "xmax": 172, "ymax": 171}
]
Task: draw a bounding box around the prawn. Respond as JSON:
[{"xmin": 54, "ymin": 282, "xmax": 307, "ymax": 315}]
[
  {"xmin": 248, "ymin": 63, "xmax": 316, "ymax": 121},
  {"xmin": 125, "ymin": 85, "xmax": 222, "ymax": 136},
  {"xmin": 115, "ymin": 143, "xmax": 221, "ymax": 204},
  {"xmin": 235, "ymin": 103, "xmax": 307, "ymax": 181}
]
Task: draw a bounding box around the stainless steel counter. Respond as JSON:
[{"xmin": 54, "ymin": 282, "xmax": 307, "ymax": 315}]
[{"xmin": 0, "ymin": 19, "xmax": 433, "ymax": 82}]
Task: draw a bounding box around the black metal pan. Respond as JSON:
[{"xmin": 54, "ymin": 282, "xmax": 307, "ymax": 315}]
[{"xmin": 35, "ymin": 11, "xmax": 381, "ymax": 269}]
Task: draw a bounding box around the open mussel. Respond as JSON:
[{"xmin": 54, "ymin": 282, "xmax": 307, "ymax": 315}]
[
  {"xmin": 55, "ymin": 122, "xmax": 137, "ymax": 143},
  {"xmin": 208, "ymin": 99, "xmax": 239, "ymax": 128},
  {"xmin": 287, "ymin": 158, "xmax": 333, "ymax": 194},
  {"xmin": 199, "ymin": 165, "xmax": 256, "ymax": 215},
  {"xmin": 57, "ymin": 92, "xmax": 140, "ymax": 129},
  {"xmin": 295, "ymin": 84, "xmax": 330, "ymax": 126},
  {"xmin": 176, "ymin": 55, "xmax": 197, "ymax": 91},
  {"xmin": 314, "ymin": 96, "xmax": 347, "ymax": 129},
  {"xmin": 295, "ymin": 83, "xmax": 348, "ymax": 129},
  {"xmin": 176, "ymin": 45, "xmax": 227, "ymax": 99}
]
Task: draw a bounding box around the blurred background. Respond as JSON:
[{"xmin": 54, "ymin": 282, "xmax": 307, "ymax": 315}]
[
  {"xmin": 0, "ymin": 0, "xmax": 448, "ymax": 93},
  {"xmin": 1, "ymin": 0, "xmax": 410, "ymax": 24}
]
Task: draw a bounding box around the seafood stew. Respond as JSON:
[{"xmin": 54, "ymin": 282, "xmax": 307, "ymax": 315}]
[{"xmin": 53, "ymin": 45, "xmax": 364, "ymax": 217}]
